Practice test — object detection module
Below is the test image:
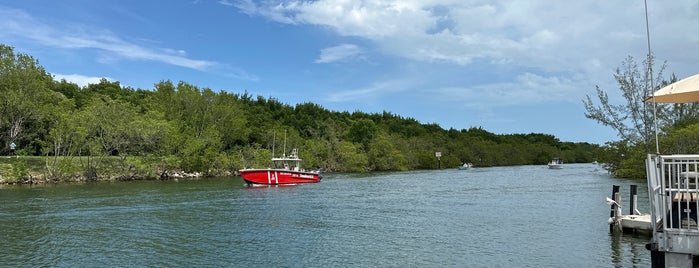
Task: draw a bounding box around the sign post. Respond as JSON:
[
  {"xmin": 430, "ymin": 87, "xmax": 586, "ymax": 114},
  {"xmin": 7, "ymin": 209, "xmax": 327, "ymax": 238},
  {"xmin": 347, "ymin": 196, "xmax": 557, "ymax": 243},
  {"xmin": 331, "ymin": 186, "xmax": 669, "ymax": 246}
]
[{"xmin": 435, "ymin": 151, "xmax": 441, "ymax": 169}]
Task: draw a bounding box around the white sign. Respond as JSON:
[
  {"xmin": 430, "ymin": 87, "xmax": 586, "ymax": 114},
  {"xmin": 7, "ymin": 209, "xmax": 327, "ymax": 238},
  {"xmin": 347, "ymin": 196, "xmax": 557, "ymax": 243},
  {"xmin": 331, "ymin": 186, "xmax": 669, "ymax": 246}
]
[{"xmin": 435, "ymin": 152, "xmax": 441, "ymax": 158}]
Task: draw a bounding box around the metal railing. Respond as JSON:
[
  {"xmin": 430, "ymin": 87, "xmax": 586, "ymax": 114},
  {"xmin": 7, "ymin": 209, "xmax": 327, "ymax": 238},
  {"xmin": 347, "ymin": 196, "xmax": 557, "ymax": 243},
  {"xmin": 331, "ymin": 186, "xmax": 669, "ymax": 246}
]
[{"xmin": 646, "ymin": 154, "xmax": 699, "ymax": 255}]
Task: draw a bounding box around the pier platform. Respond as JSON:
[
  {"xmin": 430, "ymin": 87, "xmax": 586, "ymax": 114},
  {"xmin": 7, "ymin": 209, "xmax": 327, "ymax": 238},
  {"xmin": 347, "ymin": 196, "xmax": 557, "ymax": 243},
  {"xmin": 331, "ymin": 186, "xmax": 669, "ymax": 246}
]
[
  {"xmin": 608, "ymin": 184, "xmax": 652, "ymax": 234},
  {"xmin": 617, "ymin": 214, "xmax": 652, "ymax": 233}
]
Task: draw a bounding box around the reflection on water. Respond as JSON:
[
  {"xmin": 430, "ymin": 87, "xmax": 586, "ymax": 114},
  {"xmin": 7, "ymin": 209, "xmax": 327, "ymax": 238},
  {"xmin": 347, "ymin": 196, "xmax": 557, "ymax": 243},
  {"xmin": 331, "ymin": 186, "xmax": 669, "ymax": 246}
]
[
  {"xmin": 610, "ymin": 232, "xmax": 651, "ymax": 267},
  {"xmin": 1, "ymin": 164, "xmax": 651, "ymax": 267}
]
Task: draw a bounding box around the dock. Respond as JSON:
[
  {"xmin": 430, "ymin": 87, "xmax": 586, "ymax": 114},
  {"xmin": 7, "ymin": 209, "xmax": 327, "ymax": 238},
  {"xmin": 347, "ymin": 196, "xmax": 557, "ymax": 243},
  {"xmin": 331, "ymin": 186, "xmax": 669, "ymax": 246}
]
[
  {"xmin": 608, "ymin": 184, "xmax": 653, "ymax": 234},
  {"xmin": 645, "ymin": 154, "xmax": 699, "ymax": 267}
]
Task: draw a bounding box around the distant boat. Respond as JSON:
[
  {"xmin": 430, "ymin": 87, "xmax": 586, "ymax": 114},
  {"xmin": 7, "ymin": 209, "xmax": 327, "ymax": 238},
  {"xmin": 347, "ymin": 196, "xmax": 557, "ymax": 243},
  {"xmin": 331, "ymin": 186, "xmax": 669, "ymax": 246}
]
[
  {"xmin": 458, "ymin": 163, "xmax": 473, "ymax": 170},
  {"xmin": 239, "ymin": 148, "xmax": 322, "ymax": 185},
  {"xmin": 547, "ymin": 158, "xmax": 563, "ymax": 169}
]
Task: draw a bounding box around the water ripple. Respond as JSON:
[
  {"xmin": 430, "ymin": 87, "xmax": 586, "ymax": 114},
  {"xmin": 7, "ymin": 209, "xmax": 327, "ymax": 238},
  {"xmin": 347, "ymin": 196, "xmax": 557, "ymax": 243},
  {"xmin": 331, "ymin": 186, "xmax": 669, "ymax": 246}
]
[{"xmin": 0, "ymin": 165, "xmax": 650, "ymax": 267}]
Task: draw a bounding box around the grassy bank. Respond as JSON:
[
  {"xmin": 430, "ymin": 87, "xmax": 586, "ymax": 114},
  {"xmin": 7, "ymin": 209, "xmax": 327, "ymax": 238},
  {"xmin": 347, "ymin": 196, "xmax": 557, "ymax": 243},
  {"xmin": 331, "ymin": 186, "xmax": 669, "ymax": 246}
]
[
  {"xmin": 0, "ymin": 155, "xmax": 227, "ymax": 184},
  {"xmin": 0, "ymin": 156, "xmax": 43, "ymax": 184}
]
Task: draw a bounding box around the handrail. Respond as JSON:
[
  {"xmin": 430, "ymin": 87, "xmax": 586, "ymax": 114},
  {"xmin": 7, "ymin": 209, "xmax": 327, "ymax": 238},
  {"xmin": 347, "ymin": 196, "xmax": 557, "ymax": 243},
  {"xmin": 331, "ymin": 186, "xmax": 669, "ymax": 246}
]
[{"xmin": 646, "ymin": 154, "xmax": 699, "ymax": 255}]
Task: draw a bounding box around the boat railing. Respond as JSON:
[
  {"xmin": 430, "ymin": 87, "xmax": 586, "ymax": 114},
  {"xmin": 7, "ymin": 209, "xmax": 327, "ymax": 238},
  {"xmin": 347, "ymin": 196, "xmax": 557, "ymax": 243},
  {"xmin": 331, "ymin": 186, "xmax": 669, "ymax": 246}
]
[{"xmin": 646, "ymin": 154, "xmax": 699, "ymax": 255}]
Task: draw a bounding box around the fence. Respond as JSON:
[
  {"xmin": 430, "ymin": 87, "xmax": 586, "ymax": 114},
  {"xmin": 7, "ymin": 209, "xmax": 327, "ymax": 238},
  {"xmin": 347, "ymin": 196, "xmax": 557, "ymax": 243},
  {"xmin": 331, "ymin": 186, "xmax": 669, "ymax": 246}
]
[{"xmin": 646, "ymin": 154, "xmax": 699, "ymax": 255}]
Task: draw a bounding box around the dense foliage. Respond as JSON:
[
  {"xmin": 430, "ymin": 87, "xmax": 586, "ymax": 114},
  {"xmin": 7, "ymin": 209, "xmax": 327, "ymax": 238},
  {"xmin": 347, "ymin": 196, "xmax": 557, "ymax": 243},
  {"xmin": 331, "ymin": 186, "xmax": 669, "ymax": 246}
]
[{"xmin": 0, "ymin": 44, "xmax": 600, "ymax": 182}]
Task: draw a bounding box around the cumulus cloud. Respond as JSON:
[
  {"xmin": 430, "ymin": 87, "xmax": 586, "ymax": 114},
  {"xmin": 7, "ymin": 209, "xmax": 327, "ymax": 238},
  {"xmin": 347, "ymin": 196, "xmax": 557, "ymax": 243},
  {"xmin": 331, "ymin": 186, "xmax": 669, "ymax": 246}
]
[
  {"xmin": 228, "ymin": 1, "xmax": 584, "ymax": 67},
  {"xmin": 227, "ymin": 0, "xmax": 692, "ymax": 76},
  {"xmin": 226, "ymin": 0, "xmax": 699, "ymax": 109}
]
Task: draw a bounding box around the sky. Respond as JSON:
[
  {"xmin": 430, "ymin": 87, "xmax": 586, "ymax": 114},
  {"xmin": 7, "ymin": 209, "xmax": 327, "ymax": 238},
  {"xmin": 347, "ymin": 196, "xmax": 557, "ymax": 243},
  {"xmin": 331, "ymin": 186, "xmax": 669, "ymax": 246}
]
[{"xmin": 1, "ymin": 1, "xmax": 698, "ymax": 145}]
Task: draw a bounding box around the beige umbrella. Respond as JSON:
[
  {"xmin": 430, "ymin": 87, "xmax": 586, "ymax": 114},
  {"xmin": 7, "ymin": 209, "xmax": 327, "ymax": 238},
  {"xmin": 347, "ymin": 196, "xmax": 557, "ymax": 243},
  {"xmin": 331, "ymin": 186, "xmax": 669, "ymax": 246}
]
[{"xmin": 645, "ymin": 73, "xmax": 699, "ymax": 103}]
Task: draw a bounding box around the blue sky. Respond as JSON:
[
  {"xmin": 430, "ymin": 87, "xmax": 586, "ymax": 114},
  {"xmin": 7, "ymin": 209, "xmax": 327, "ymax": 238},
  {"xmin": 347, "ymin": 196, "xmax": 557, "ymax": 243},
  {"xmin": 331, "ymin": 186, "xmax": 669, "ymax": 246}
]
[{"xmin": 1, "ymin": 1, "xmax": 698, "ymax": 144}]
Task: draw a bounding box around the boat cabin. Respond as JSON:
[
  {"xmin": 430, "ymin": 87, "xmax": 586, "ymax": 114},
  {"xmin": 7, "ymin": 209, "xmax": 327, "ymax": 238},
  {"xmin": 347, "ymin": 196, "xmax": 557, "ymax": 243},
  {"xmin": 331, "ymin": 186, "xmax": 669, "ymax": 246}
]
[{"xmin": 272, "ymin": 148, "xmax": 303, "ymax": 171}]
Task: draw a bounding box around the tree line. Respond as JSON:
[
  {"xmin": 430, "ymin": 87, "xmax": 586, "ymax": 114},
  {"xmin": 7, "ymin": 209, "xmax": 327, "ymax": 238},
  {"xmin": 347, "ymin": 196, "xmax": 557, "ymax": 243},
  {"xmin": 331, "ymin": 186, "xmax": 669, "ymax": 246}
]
[{"xmin": 0, "ymin": 44, "xmax": 599, "ymax": 182}]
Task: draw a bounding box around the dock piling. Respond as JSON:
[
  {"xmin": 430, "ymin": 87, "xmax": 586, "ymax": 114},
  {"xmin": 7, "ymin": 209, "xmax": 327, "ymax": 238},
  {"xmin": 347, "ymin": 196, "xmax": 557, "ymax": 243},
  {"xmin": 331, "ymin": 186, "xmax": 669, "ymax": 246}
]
[
  {"xmin": 608, "ymin": 184, "xmax": 651, "ymax": 234},
  {"xmin": 630, "ymin": 184, "xmax": 637, "ymax": 215},
  {"xmin": 610, "ymin": 185, "xmax": 620, "ymax": 232}
]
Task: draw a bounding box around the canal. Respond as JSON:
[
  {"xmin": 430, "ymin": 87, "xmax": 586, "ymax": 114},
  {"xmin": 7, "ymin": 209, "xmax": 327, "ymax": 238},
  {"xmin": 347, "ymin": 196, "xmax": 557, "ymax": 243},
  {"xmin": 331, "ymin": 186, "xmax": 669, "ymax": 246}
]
[{"xmin": 1, "ymin": 163, "xmax": 650, "ymax": 267}]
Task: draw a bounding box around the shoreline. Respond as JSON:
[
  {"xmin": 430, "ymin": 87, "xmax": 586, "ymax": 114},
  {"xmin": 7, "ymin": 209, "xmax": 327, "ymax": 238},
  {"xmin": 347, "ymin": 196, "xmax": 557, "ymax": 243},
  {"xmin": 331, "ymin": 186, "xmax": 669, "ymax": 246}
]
[
  {"xmin": 0, "ymin": 155, "xmax": 241, "ymax": 185},
  {"xmin": 0, "ymin": 171, "xmax": 235, "ymax": 185}
]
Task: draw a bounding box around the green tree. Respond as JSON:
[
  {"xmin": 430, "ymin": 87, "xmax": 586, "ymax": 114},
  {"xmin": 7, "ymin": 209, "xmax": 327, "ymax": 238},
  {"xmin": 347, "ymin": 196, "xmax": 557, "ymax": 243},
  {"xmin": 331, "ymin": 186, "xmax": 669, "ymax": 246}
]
[
  {"xmin": 0, "ymin": 44, "xmax": 59, "ymax": 155},
  {"xmin": 583, "ymin": 55, "xmax": 667, "ymax": 152},
  {"xmin": 335, "ymin": 141, "xmax": 368, "ymax": 172},
  {"xmin": 347, "ymin": 118, "xmax": 376, "ymax": 149},
  {"xmin": 583, "ymin": 55, "xmax": 672, "ymax": 177},
  {"xmin": 77, "ymin": 97, "xmax": 143, "ymax": 179},
  {"xmin": 660, "ymin": 123, "xmax": 699, "ymax": 154},
  {"xmin": 42, "ymin": 108, "xmax": 87, "ymax": 179},
  {"xmin": 367, "ymin": 131, "xmax": 408, "ymax": 171},
  {"xmin": 0, "ymin": 42, "xmax": 611, "ymax": 182},
  {"xmin": 213, "ymin": 91, "xmax": 250, "ymax": 150},
  {"xmin": 583, "ymin": 55, "xmax": 666, "ymax": 151}
]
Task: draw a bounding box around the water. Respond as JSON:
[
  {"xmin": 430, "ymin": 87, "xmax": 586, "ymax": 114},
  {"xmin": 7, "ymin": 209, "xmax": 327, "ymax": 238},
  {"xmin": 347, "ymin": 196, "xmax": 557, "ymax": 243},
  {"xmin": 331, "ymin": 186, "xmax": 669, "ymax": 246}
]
[{"xmin": 1, "ymin": 164, "xmax": 650, "ymax": 267}]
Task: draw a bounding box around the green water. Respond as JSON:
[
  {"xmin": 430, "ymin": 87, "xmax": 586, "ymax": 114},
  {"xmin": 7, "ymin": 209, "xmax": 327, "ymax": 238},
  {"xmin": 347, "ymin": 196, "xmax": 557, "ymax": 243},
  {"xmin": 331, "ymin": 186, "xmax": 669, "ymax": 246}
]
[{"xmin": 1, "ymin": 164, "xmax": 650, "ymax": 267}]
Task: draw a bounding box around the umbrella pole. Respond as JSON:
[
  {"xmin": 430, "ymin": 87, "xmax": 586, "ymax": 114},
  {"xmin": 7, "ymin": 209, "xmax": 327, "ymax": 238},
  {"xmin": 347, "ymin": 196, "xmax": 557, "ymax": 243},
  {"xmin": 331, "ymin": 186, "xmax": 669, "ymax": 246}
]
[{"xmin": 644, "ymin": 0, "xmax": 659, "ymax": 154}]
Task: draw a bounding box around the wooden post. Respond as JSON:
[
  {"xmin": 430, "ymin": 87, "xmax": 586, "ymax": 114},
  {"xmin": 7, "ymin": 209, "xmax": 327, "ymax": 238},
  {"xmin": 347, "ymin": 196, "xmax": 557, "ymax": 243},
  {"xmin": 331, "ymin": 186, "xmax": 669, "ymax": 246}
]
[
  {"xmin": 610, "ymin": 185, "xmax": 620, "ymax": 232},
  {"xmin": 630, "ymin": 185, "xmax": 637, "ymax": 215},
  {"xmin": 614, "ymin": 191, "xmax": 622, "ymax": 230}
]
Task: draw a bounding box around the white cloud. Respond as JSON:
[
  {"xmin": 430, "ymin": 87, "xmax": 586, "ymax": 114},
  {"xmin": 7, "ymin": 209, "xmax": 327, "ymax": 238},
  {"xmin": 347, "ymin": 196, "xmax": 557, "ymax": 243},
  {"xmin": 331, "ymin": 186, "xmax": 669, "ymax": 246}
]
[
  {"xmin": 230, "ymin": 0, "xmax": 698, "ymax": 78},
  {"xmin": 326, "ymin": 79, "xmax": 411, "ymax": 102},
  {"xmin": 229, "ymin": 1, "xmax": 534, "ymax": 64},
  {"xmin": 232, "ymin": 0, "xmax": 299, "ymax": 24},
  {"xmin": 218, "ymin": 0, "xmax": 234, "ymax": 7},
  {"xmin": 0, "ymin": 7, "xmax": 216, "ymax": 71},
  {"xmin": 53, "ymin": 73, "xmax": 114, "ymax": 87},
  {"xmin": 434, "ymin": 72, "xmax": 582, "ymax": 111},
  {"xmin": 315, "ymin": 44, "xmax": 363, "ymax": 63},
  {"xmin": 230, "ymin": 0, "xmax": 699, "ymax": 120}
]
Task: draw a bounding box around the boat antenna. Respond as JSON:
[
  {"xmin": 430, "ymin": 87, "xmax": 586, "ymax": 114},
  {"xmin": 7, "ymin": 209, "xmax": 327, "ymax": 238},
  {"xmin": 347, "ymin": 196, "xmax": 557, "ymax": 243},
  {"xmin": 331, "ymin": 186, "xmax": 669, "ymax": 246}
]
[
  {"xmin": 644, "ymin": 0, "xmax": 659, "ymax": 154},
  {"xmin": 283, "ymin": 129, "xmax": 287, "ymax": 157},
  {"xmin": 272, "ymin": 131, "xmax": 276, "ymax": 158}
]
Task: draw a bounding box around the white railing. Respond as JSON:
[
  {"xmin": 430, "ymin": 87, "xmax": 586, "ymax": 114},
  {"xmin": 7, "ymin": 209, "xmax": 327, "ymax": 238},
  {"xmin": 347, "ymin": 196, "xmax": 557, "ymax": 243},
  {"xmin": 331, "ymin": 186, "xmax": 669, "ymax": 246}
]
[{"xmin": 646, "ymin": 154, "xmax": 699, "ymax": 255}]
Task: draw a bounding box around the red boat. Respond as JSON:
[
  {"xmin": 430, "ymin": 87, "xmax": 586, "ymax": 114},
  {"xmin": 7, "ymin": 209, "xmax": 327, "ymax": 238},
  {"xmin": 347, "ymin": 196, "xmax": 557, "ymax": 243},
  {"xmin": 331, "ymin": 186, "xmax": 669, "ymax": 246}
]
[{"xmin": 239, "ymin": 148, "xmax": 322, "ymax": 185}]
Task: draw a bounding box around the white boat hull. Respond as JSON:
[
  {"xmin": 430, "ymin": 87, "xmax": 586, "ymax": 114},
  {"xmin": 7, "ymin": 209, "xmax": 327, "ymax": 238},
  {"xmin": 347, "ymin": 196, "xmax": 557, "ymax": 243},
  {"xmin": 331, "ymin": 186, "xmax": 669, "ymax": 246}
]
[{"xmin": 548, "ymin": 163, "xmax": 562, "ymax": 169}]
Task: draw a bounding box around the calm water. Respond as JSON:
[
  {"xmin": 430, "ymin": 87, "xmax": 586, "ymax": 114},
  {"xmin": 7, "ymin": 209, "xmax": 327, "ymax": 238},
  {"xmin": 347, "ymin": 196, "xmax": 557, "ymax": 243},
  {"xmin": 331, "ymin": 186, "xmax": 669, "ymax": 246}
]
[{"xmin": 1, "ymin": 164, "xmax": 650, "ymax": 267}]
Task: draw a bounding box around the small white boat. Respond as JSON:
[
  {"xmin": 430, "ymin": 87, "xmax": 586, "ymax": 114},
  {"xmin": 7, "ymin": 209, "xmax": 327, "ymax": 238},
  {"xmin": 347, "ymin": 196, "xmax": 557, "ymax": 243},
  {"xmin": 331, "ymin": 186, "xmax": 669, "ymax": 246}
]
[
  {"xmin": 547, "ymin": 158, "xmax": 563, "ymax": 169},
  {"xmin": 458, "ymin": 163, "xmax": 473, "ymax": 170}
]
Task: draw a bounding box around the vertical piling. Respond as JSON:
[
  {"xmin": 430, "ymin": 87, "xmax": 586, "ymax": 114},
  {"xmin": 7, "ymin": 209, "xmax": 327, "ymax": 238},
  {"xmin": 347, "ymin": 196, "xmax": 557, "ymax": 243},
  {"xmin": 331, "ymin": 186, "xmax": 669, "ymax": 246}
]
[
  {"xmin": 630, "ymin": 185, "xmax": 637, "ymax": 215},
  {"xmin": 610, "ymin": 185, "xmax": 620, "ymax": 232}
]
